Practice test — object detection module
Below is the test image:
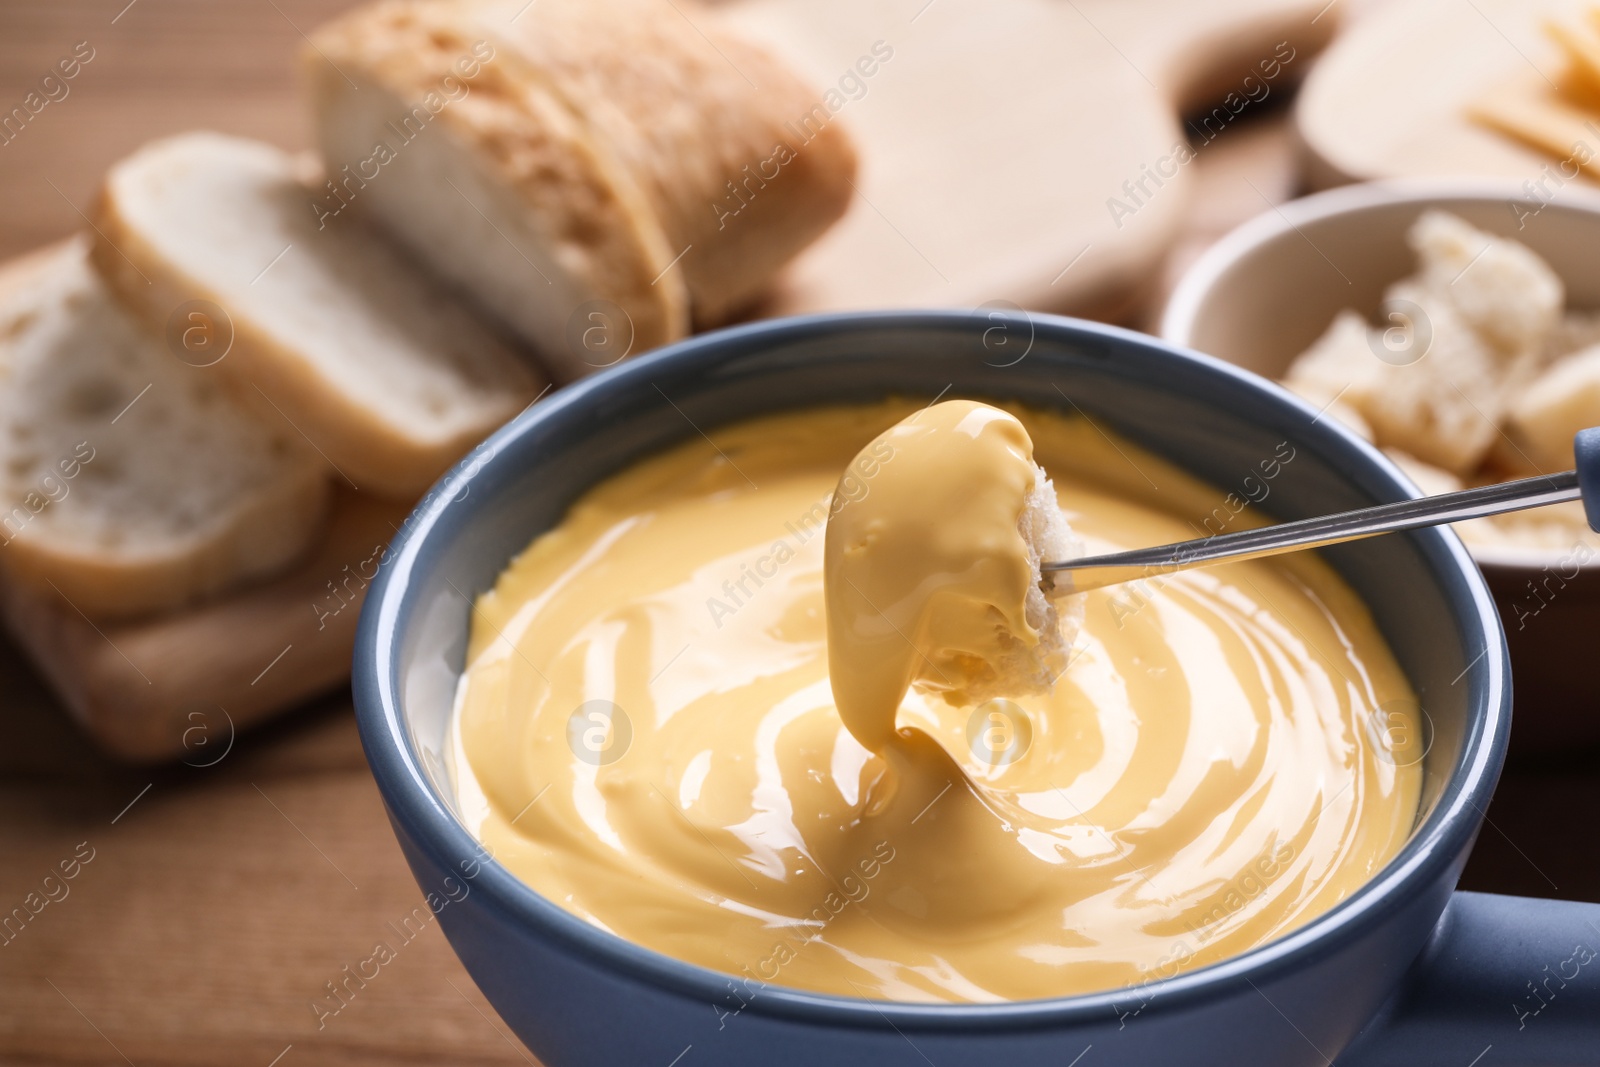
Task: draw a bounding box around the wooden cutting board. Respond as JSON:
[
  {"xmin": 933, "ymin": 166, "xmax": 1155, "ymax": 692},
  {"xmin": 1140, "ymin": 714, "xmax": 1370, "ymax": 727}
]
[
  {"xmin": 722, "ymin": 0, "xmax": 1340, "ymax": 321},
  {"xmin": 1296, "ymin": 0, "xmax": 1597, "ymax": 188}
]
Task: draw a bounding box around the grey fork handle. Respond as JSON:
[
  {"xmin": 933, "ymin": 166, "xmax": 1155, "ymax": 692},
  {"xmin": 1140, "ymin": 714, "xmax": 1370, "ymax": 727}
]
[{"xmin": 1044, "ymin": 428, "xmax": 1600, "ymax": 597}]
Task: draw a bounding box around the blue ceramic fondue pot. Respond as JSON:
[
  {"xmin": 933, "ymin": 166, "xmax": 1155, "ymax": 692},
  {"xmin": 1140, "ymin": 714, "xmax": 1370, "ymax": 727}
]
[{"xmin": 354, "ymin": 311, "xmax": 1600, "ymax": 1066}]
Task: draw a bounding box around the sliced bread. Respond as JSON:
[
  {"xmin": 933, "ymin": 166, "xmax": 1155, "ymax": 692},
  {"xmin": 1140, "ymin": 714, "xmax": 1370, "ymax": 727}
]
[
  {"xmin": 306, "ymin": 0, "xmax": 857, "ymax": 379},
  {"xmin": 92, "ymin": 131, "xmax": 544, "ymax": 499},
  {"xmin": 0, "ymin": 238, "xmax": 330, "ymax": 619}
]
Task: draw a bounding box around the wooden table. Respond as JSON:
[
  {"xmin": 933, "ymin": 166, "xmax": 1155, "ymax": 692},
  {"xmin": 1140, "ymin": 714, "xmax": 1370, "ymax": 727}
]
[{"xmin": 3, "ymin": 3, "xmax": 1597, "ymax": 1065}]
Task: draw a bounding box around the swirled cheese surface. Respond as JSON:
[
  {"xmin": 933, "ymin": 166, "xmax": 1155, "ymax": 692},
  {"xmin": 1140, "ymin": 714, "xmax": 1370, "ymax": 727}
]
[{"xmin": 450, "ymin": 400, "xmax": 1421, "ymax": 1002}]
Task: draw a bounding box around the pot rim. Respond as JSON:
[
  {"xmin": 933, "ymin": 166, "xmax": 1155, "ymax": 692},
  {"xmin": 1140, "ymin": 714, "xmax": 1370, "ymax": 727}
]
[{"xmin": 353, "ymin": 309, "xmax": 1510, "ymax": 1032}]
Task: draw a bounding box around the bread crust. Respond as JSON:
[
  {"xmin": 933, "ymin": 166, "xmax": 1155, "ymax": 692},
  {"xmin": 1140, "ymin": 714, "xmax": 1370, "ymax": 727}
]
[
  {"xmin": 0, "ymin": 488, "xmax": 407, "ymax": 761},
  {"xmin": 91, "ymin": 135, "xmax": 540, "ymax": 499},
  {"xmin": 307, "ymin": 1, "xmax": 690, "ymax": 366},
  {"xmin": 307, "ymin": 0, "xmax": 856, "ymax": 343},
  {"xmin": 3, "ymin": 448, "xmax": 330, "ymax": 621},
  {"xmin": 0, "ymin": 240, "xmax": 333, "ymax": 621},
  {"xmin": 479, "ymin": 0, "xmax": 859, "ymax": 322}
]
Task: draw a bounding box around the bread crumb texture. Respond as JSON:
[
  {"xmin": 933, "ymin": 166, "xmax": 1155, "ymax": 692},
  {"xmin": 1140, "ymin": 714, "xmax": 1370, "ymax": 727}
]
[{"xmin": 1284, "ymin": 210, "xmax": 1599, "ymax": 554}]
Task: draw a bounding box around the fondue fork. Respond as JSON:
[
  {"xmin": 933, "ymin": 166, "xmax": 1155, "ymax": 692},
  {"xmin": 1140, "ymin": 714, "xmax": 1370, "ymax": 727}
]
[{"xmin": 1044, "ymin": 428, "xmax": 1600, "ymax": 597}]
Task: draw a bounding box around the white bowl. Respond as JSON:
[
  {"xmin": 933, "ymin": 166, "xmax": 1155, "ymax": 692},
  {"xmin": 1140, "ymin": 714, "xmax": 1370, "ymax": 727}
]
[{"xmin": 1160, "ymin": 178, "xmax": 1600, "ymax": 749}]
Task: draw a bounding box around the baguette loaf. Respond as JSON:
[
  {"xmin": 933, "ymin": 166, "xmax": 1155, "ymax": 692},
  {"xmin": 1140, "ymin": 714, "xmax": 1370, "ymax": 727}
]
[
  {"xmin": 306, "ymin": 0, "xmax": 857, "ymax": 379},
  {"xmin": 0, "ymin": 239, "xmax": 330, "ymax": 619},
  {"xmin": 92, "ymin": 132, "xmax": 544, "ymax": 499}
]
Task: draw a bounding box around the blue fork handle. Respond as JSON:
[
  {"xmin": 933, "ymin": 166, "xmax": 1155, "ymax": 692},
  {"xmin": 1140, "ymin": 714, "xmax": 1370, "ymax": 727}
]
[{"xmin": 1577, "ymin": 427, "xmax": 1600, "ymax": 533}]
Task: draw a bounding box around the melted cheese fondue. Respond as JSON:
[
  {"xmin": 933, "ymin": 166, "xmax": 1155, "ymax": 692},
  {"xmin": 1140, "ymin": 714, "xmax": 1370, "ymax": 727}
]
[{"xmin": 449, "ymin": 400, "xmax": 1421, "ymax": 1002}]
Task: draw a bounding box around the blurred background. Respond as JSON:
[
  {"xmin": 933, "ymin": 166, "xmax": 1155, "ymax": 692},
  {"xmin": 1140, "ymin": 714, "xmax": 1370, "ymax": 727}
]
[{"xmin": 3, "ymin": 1, "xmax": 1597, "ymax": 1064}]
